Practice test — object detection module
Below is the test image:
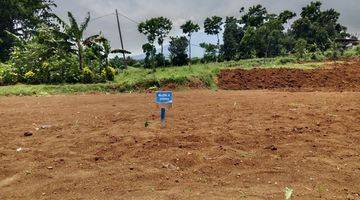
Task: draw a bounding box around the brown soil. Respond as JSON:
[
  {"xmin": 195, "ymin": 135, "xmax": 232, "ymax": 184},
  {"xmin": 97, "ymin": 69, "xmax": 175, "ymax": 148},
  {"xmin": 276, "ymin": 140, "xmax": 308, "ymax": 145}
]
[
  {"xmin": 218, "ymin": 58, "xmax": 360, "ymax": 91},
  {"xmin": 0, "ymin": 90, "xmax": 359, "ymax": 199}
]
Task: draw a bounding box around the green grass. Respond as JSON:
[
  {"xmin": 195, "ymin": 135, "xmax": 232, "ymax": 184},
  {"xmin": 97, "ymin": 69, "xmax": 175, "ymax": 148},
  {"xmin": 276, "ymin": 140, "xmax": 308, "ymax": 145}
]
[
  {"xmin": 0, "ymin": 83, "xmax": 128, "ymax": 96},
  {"xmin": 0, "ymin": 56, "xmax": 328, "ymax": 96}
]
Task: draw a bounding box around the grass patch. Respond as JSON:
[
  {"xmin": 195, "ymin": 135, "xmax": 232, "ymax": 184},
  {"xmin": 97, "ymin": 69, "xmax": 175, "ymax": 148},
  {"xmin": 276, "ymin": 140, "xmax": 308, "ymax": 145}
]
[{"xmin": 0, "ymin": 83, "xmax": 126, "ymax": 96}]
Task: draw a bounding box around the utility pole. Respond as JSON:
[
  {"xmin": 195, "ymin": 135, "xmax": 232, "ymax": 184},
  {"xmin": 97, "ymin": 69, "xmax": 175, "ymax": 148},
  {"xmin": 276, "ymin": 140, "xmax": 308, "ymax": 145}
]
[{"xmin": 115, "ymin": 9, "xmax": 127, "ymax": 69}]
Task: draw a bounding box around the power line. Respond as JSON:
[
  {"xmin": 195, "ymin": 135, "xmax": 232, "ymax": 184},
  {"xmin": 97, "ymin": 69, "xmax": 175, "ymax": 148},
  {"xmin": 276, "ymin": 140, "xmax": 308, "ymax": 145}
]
[
  {"xmin": 89, "ymin": 10, "xmax": 139, "ymax": 25},
  {"xmin": 89, "ymin": 12, "xmax": 115, "ymax": 22},
  {"xmin": 115, "ymin": 10, "xmax": 139, "ymax": 25}
]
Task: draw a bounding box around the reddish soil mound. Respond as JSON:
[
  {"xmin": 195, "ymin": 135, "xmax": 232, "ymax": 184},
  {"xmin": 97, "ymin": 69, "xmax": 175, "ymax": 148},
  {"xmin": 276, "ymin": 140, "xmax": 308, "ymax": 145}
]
[{"xmin": 218, "ymin": 58, "xmax": 360, "ymax": 91}]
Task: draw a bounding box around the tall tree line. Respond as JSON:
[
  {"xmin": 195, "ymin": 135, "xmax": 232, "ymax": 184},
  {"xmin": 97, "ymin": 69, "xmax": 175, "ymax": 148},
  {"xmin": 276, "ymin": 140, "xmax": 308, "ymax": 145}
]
[
  {"xmin": 0, "ymin": 1, "xmax": 354, "ymax": 69},
  {"xmin": 137, "ymin": 1, "xmax": 352, "ymax": 67},
  {"xmin": 221, "ymin": 2, "xmax": 350, "ymax": 60}
]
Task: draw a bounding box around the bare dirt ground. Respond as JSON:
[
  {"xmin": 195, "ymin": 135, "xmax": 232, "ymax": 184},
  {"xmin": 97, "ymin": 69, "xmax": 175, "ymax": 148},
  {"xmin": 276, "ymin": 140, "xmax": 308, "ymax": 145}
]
[{"xmin": 0, "ymin": 90, "xmax": 359, "ymax": 200}]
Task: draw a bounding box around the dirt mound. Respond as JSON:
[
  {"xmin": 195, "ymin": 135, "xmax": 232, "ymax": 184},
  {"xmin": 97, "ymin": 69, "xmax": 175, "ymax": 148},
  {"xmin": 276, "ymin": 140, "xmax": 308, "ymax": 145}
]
[{"xmin": 218, "ymin": 58, "xmax": 360, "ymax": 91}]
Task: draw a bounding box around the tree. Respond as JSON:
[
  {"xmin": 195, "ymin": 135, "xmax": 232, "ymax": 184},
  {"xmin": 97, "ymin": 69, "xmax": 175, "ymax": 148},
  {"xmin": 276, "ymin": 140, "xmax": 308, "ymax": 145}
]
[
  {"xmin": 291, "ymin": 1, "xmax": 348, "ymax": 51},
  {"xmin": 138, "ymin": 17, "xmax": 172, "ymax": 67},
  {"xmin": 204, "ymin": 16, "xmax": 223, "ymax": 60},
  {"xmin": 294, "ymin": 39, "xmax": 308, "ymax": 59},
  {"xmin": 156, "ymin": 17, "xmax": 173, "ymax": 55},
  {"xmin": 168, "ymin": 36, "xmax": 188, "ymax": 66},
  {"xmin": 240, "ymin": 5, "xmax": 268, "ymax": 29},
  {"xmin": 222, "ymin": 17, "xmax": 243, "ymax": 61},
  {"xmin": 180, "ymin": 20, "xmax": 200, "ymax": 64},
  {"xmin": 239, "ymin": 27, "xmax": 258, "ymax": 58},
  {"xmin": 0, "ymin": 0, "xmax": 56, "ymax": 61},
  {"xmin": 138, "ymin": 17, "xmax": 172, "ymax": 55},
  {"xmin": 56, "ymin": 12, "xmax": 92, "ymax": 71},
  {"xmin": 238, "ymin": 7, "xmax": 296, "ymax": 58},
  {"xmin": 279, "ymin": 10, "xmax": 297, "ymax": 24},
  {"xmin": 200, "ymin": 43, "xmax": 217, "ymax": 63},
  {"xmin": 84, "ymin": 35, "xmax": 131, "ymax": 73},
  {"xmin": 142, "ymin": 43, "xmax": 156, "ymax": 69}
]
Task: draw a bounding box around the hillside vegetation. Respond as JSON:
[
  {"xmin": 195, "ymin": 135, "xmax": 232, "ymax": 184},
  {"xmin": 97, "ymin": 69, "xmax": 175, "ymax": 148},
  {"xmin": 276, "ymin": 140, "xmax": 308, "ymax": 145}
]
[
  {"xmin": 0, "ymin": 56, "xmax": 344, "ymax": 96},
  {"xmin": 1, "ymin": 1, "xmax": 359, "ymax": 95}
]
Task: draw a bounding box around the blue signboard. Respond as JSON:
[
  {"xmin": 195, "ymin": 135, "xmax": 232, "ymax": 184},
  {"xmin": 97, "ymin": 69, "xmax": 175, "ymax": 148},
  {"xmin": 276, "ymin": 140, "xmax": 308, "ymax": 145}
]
[{"xmin": 156, "ymin": 91, "xmax": 173, "ymax": 104}]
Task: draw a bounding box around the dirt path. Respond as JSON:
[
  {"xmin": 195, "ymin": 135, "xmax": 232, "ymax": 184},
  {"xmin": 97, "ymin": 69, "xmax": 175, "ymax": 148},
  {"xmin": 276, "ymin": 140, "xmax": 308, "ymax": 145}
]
[{"xmin": 0, "ymin": 90, "xmax": 359, "ymax": 199}]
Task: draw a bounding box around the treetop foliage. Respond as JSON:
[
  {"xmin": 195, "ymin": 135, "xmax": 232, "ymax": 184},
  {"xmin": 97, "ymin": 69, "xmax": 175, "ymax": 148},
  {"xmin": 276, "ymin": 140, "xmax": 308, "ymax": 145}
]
[
  {"xmin": 138, "ymin": 17, "xmax": 173, "ymax": 44},
  {"xmin": 204, "ymin": 16, "xmax": 223, "ymax": 35},
  {"xmin": 181, "ymin": 21, "xmax": 200, "ymax": 37},
  {"xmin": 0, "ymin": 0, "xmax": 57, "ymax": 61}
]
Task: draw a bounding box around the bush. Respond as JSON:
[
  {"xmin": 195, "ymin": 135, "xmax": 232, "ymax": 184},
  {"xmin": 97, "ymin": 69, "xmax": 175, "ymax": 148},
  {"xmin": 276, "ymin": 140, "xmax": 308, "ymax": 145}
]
[
  {"xmin": 24, "ymin": 71, "xmax": 37, "ymax": 84},
  {"xmin": 309, "ymin": 51, "xmax": 325, "ymax": 61},
  {"xmin": 294, "ymin": 39, "xmax": 308, "ymax": 59},
  {"xmin": 106, "ymin": 67, "xmax": 116, "ymax": 81},
  {"xmin": 191, "ymin": 57, "xmax": 201, "ymax": 65},
  {"xmin": 132, "ymin": 63, "xmax": 142, "ymax": 68},
  {"xmin": 99, "ymin": 67, "xmax": 114, "ymax": 82},
  {"xmin": 324, "ymin": 49, "xmax": 339, "ymax": 60},
  {"xmin": 0, "ymin": 67, "xmax": 18, "ymax": 85},
  {"xmin": 355, "ymin": 45, "xmax": 360, "ymax": 55},
  {"xmin": 276, "ymin": 57, "xmax": 296, "ymax": 65},
  {"xmin": 82, "ymin": 67, "xmax": 95, "ymax": 83},
  {"xmin": 155, "ymin": 53, "xmax": 167, "ymax": 67},
  {"xmin": 202, "ymin": 54, "xmax": 217, "ymax": 63}
]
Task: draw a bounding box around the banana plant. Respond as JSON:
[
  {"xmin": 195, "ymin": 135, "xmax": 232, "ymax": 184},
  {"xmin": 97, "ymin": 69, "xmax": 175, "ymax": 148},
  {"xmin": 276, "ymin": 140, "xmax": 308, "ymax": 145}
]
[
  {"xmin": 55, "ymin": 12, "xmax": 94, "ymax": 71},
  {"xmin": 84, "ymin": 34, "xmax": 131, "ymax": 73}
]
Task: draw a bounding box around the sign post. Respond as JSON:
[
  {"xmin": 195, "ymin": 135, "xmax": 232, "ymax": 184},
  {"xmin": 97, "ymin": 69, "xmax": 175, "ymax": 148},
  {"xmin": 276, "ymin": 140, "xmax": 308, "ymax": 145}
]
[{"xmin": 155, "ymin": 91, "xmax": 173, "ymax": 128}]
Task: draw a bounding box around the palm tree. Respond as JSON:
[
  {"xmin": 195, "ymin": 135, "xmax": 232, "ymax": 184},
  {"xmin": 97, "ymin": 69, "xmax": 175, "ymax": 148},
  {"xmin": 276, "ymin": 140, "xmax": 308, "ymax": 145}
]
[{"xmin": 56, "ymin": 12, "xmax": 92, "ymax": 71}]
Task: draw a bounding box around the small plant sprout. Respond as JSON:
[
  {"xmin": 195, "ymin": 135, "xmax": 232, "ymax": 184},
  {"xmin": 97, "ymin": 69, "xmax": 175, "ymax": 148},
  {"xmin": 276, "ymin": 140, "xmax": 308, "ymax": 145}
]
[
  {"xmin": 144, "ymin": 121, "xmax": 150, "ymax": 128},
  {"xmin": 284, "ymin": 187, "xmax": 294, "ymax": 200}
]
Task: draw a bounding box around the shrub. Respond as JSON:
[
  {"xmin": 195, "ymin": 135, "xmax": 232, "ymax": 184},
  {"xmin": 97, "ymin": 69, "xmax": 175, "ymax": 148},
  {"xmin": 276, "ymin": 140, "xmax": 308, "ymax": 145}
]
[
  {"xmin": 226, "ymin": 60, "xmax": 238, "ymax": 67},
  {"xmin": 82, "ymin": 67, "xmax": 95, "ymax": 83},
  {"xmin": 309, "ymin": 51, "xmax": 325, "ymax": 61},
  {"xmin": 132, "ymin": 63, "xmax": 142, "ymax": 68},
  {"xmin": 343, "ymin": 48, "xmax": 357, "ymax": 57},
  {"xmin": 24, "ymin": 71, "xmax": 37, "ymax": 84},
  {"xmin": 106, "ymin": 67, "xmax": 116, "ymax": 81},
  {"xmin": 1, "ymin": 67, "xmax": 18, "ymax": 85},
  {"xmin": 355, "ymin": 45, "xmax": 360, "ymax": 55},
  {"xmin": 101, "ymin": 68, "xmax": 107, "ymax": 81},
  {"xmin": 6, "ymin": 25, "xmax": 86, "ymax": 85},
  {"xmin": 191, "ymin": 57, "xmax": 201, "ymax": 65},
  {"xmin": 324, "ymin": 49, "xmax": 339, "ymax": 60},
  {"xmin": 155, "ymin": 53, "xmax": 167, "ymax": 67},
  {"xmin": 276, "ymin": 57, "xmax": 296, "ymax": 65},
  {"xmin": 294, "ymin": 39, "xmax": 308, "ymax": 59},
  {"xmin": 99, "ymin": 67, "xmax": 116, "ymax": 82}
]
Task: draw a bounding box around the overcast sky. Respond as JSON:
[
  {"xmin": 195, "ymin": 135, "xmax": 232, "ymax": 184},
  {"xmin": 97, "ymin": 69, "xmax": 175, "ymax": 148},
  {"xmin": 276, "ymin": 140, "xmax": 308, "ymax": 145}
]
[{"xmin": 54, "ymin": 0, "xmax": 360, "ymax": 57}]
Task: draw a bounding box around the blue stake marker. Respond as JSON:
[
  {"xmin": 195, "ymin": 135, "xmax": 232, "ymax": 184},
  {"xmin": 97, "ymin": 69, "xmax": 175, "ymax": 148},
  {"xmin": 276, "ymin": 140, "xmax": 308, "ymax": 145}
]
[
  {"xmin": 160, "ymin": 108, "xmax": 166, "ymax": 127},
  {"xmin": 155, "ymin": 91, "xmax": 173, "ymax": 128}
]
